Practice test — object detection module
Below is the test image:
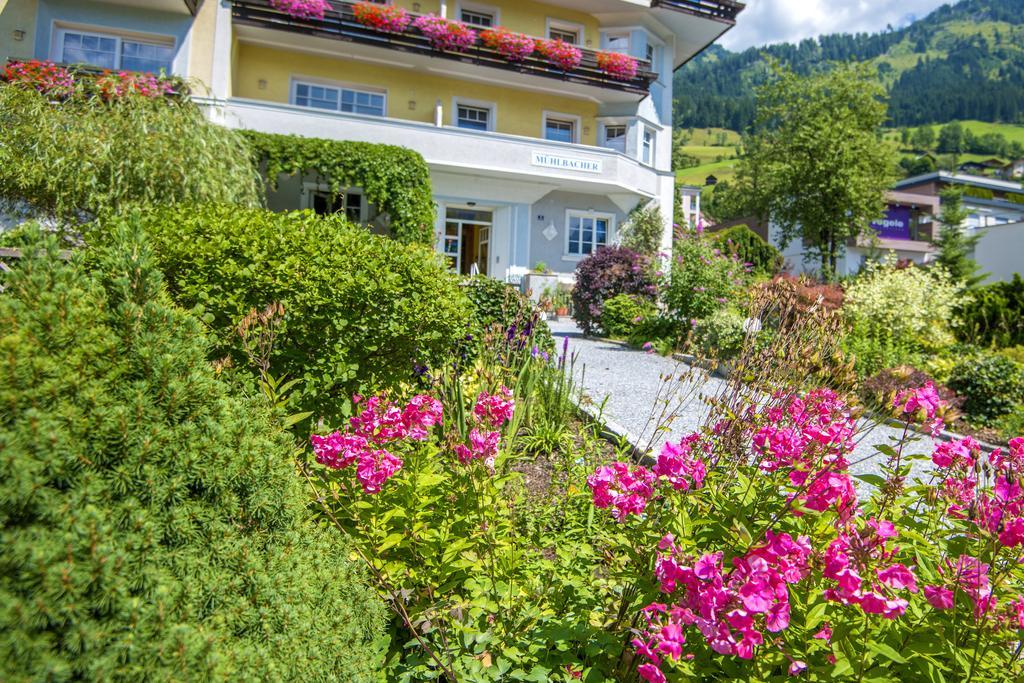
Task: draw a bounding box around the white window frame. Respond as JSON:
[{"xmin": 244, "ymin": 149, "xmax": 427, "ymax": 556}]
[
  {"xmin": 542, "ymin": 111, "xmax": 581, "ymax": 145},
  {"xmin": 456, "ymin": 1, "xmax": 500, "ymax": 28},
  {"xmin": 452, "ymin": 97, "xmax": 496, "ymax": 132},
  {"xmin": 600, "ymin": 122, "xmax": 628, "ymax": 154},
  {"xmin": 290, "ymin": 77, "xmax": 388, "ymax": 117},
  {"xmin": 641, "ymin": 126, "xmax": 656, "ymax": 166},
  {"xmin": 564, "ymin": 209, "xmax": 615, "ymax": 260},
  {"xmin": 51, "ymin": 24, "xmax": 176, "ymax": 73},
  {"xmin": 546, "ymin": 18, "xmax": 585, "ymax": 46},
  {"xmin": 301, "ymin": 182, "xmax": 369, "ymax": 223}
]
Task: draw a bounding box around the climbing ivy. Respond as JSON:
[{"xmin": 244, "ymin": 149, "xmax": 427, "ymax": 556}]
[{"xmin": 242, "ymin": 130, "xmax": 436, "ymax": 245}]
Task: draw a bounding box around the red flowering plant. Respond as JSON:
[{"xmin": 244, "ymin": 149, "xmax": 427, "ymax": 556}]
[
  {"xmin": 536, "ymin": 38, "xmax": 583, "ymax": 71},
  {"xmin": 412, "ymin": 14, "xmax": 477, "ymax": 52},
  {"xmin": 92, "ymin": 71, "xmax": 176, "ymax": 100},
  {"xmin": 480, "ymin": 27, "xmax": 536, "ymax": 62},
  {"xmin": 2, "ymin": 60, "xmax": 75, "ymax": 97},
  {"xmin": 352, "ymin": 0, "xmax": 411, "ymax": 33},
  {"xmin": 269, "ymin": 0, "xmax": 331, "ymax": 21},
  {"xmin": 596, "ymin": 50, "xmax": 639, "ymax": 81}
]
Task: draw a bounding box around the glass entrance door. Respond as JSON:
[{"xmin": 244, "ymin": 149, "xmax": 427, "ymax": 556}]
[{"xmin": 444, "ymin": 207, "xmax": 493, "ymax": 276}]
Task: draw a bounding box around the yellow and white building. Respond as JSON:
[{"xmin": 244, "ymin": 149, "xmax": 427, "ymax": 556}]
[{"xmin": 1, "ymin": 0, "xmax": 743, "ymax": 280}]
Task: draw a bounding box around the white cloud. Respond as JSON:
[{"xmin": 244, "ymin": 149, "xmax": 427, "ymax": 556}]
[{"xmin": 720, "ymin": 0, "xmax": 951, "ymax": 51}]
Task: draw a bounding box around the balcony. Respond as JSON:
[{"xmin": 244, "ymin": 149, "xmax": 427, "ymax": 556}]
[
  {"xmin": 230, "ymin": 0, "xmax": 657, "ymax": 98},
  {"xmin": 650, "ymin": 0, "xmax": 745, "ymax": 24}
]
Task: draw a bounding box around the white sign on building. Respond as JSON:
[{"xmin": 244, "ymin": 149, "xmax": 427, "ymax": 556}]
[{"xmin": 530, "ymin": 151, "xmax": 603, "ymax": 174}]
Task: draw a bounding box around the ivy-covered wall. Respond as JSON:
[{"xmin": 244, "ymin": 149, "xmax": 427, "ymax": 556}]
[{"xmin": 242, "ymin": 130, "xmax": 436, "ymax": 245}]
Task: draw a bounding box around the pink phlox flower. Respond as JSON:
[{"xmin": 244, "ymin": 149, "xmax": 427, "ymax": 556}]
[
  {"xmin": 789, "ymin": 660, "xmax": 808, "ymax": 675},
  {"xmin": 402, "ymin": 394, "xmax": 443, "ymax": 440},
  {"xmin": 355, "ymin": 449, "xmax": 403, "ymax": 494},
  {"xmin": 653, "ymin": 433, "xmax": 708, "ymax": 491},
  {"xmin": 310, "ymin": 432, "xmax": 367, "ymax": 470},
  {"xmin": 473, "ymin": 386, "xmax": 515, "ymax": 428},
  {"xmin": 877, "ymin": 563, "xmax": 918, "ymax": 593},
  {"xmin": 588, "ymin": 462, "xmax": 657, "ymax": 521},
  {"xmin": 932, "ymin": 437, "xmax": 980, "ymax": 470},
  {"xmin": 895, "ymin": 382, "xmax": 946, "ymax": 435},
  {"xmin": 924, "ymin": 585, "xmax": 954, "ymax": 610},
  {"xmin": 813, "ymin": 624, "xmax": 832, "ymax": 641}
]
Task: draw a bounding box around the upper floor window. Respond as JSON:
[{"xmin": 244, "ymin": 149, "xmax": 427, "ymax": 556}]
[
  {"xmin": 456, "ymin": 103, "xmax": 492, "ymax": 131},
  {"xmin": 547, "ymin": 20, "xmax": 582, "ymax": 45},
  {"xmin": 605, "ymin": 32, "xmax": 630, "ymax": 53},
  {"xmin": 544, "ymin": 113, "xmax": 578, "ymax": 144},
  {"xmin": 460, "ymin": 4, "xmax": 497, "ymax": 28},
  {"xmin": 56, "ymin": 27, "xmax": 173, "ymax": 73},
  {"xmin": 642, "ymin": 126, "xmax": 655, "ymax": 165},
  {"xmin": 293, "ymin": 80, "xmax": 386, "ymax": 117},
  {"xmin": 566, "ymin": 210, "xmax": 613, "ymax": 258},
  {"xmin": 602, "ymin": 124, "xmax": 627, "ymax": 153}
]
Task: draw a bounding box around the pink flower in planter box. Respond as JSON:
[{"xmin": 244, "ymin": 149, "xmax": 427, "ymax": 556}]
[
  {"xmin": 2, "ymin": 59, "xmax": 75, "ymax": 97},
  {"xmin": 270, "ymin": 0, "xmax": 331, "ymax": 20},
  {"xmin": 536, "ymin": 39, "xmax": 582, "ymax": 71},
  {"xmin": 596, "ymin": 50, "xmax": 639, "ymax": 80},
  {"xmin": 480, "ymin": 27, "xmax": 536, "ymax": 62},
  {"xmin": 352, "ymin": 1, "xmax": 411, "ymax": 33},
  {"xmin": 413, "ymin": 15, "xmax": 478, "ymax": 52}
]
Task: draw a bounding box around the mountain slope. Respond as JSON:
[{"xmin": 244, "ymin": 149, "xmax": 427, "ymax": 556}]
[{"xmin": 675, "ymin": 0, "xmax": 1024, "ymax": 130}]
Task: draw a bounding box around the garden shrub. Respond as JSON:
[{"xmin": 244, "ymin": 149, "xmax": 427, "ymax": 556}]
[
  {"xmin": 958, "ymin": 275, "xmax": 1024, "ymax": 349},
  {"xmin": 711, "ymin": 224, "xmax": 783, "ymax": 277},
  {"xmin": 620, "ymin": 203, "xmax": 665, "ymax": 256},
  {"xmin": 0, "ymin": 81, "xmax": 260, "ymax": 221},
  {"xmin": 243, "ymin": 130, "xmax": 435, "ymax": 245},
  {"xmin": 571, "ymin": 246, "xmax": 657, "ymax": 335},
  {"xmin": 948, "ymin": 353, "xmax": 1024, "ymax": 425},
  {"xmin": 0, "ymin": 228, "xmax": 384, "ymax": 681},
  {"xmin": 601, "ymin": 293, "xmax": 658, "ymax": 339},
  {"xmin": 694, "ymin": 307, "xmax": 747, "ymax": 359},
  {"xmin": 664, "ymin": 230, "xmax": 747, "ymax": 324},
  {"xmin": 768, "ymin": 273, "xmax": 845, "ymax": 312},
  {"xmin": 627, "ymin": 314, "xmax": 679, "ymax": 350},
  {"xmin": 461, "ymin": 275, "xmax": 552, "ymax": 349},
  {"xmin": 124, "ymin": 205, "xmax": 471, "ymax": 423}
]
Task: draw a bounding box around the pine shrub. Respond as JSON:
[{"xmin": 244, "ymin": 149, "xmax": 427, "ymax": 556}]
[{"xmin": 0, "ymin": 227, "xmax": 385, "ymax": 681}]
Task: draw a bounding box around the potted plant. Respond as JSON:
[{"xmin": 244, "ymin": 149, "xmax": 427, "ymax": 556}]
[
  {"xmin": 480, "ymin": 27, "xmax": 536, "ymax": 62},
  {"xmin": 554, "ymin": 290, "xmax": 570, "ymax": 318},
  {"xmin": 596, "ymin": 51, "xmax": 639, "ymax": 81},
  {"xmin": 536, "ymin": 39, "xmax": 582, "ymax": 72},
  {"xmin": 353, "ymin": 1, "xmax": 411, "ymax": 33},
  {"xmin": 412, "ymin": 15, "xmax": 477, "ymax": 52}
]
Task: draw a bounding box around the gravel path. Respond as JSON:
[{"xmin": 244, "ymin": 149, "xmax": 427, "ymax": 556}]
[{"xmin": 550, "ymin": 319, "xmax": 936, "ymax": 484}]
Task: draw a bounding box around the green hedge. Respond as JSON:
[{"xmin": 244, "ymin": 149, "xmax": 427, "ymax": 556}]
[
  {"xmin": 123, "ymin": 205, "xmax": 470, "ymax": 423},
  {"xmin": 243, "ymin": 130, "xmax": 436, "ymax": 245},
  {"xmin": 0, "ymin": 228, "xmax": 385, "ymax": 681},
  {"xmin": 0, "ymin": 83, "xmax": 260, "ymax": 219},
  {"xmin": 711, "ymin": 224, "xmax": 783, "ymax": 277}
]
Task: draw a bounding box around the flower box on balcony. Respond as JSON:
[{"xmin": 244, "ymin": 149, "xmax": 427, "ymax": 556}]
[
  {"xmin": 480, "ymin": 27, "xmax": 536, "ymax": 63},
  {"xmin": 412, "ymin": 15, "xmax": 477, "ymax": 52},
  {"xmin": 536, "ymin": 39, "xmax": 583, "ymax": 72},
  {"xmin": 270, "ymin": 0, "xmax": 330, "ymax": 20},
  {"xmin": 352, "ymin": 1, "xmax": 410, "ymax": 33},
  {"xmin": 596, "ymin": 51, "xmax": 639, "ymax": 81}
]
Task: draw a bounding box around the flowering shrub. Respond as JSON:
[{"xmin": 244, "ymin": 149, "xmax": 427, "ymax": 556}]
[
  {"xmin": 571, "ymin": 246, "xmax": 657, "ymax": 335},
  {"xmin": 601, "ymin": 293, "xmax": 659, "ymax": 340},
  {"xmin": 270, "ymin": 0, "xmax": 330, "ymax": 20},
  {"xmin": 2, "ymin": 59, "xmax": 74, "ymax": 97},
  {"xmin": 536, "ymin": 39, "xmax": 583, "ymax": 71},
  {"xmin": 862, "ymin": 366, "xmax": 963, "ymax": 429},
  {"xmin": 412, "ymin": 15, "xmax": 477, "ymax": 52},
  {"xmin": 94, "ymin": 70, "xmax": 175, "ymax": 99},
  {"xmin": 596, "ymin": 51, "xmax": 639, "ymax": 80},
  {"xmin": 480, "ymin": 27, "xmax": 536, "ymax": 62},
  {"xmin": 352, "ymin": 1, "xmax": 411, "ymax": 33},
  {"xmin": 664, "ymin": 229, "xmax": 749, "ymax": 325}
]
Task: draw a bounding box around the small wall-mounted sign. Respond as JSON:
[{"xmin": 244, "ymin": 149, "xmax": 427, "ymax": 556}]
[{"xmin": 531, "ymin": 151, "xmax": 603, "ymax": 174}]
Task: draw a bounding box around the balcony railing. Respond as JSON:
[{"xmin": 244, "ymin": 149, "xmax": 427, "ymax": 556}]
[
  {"xmin": 650, "ymin": 0, "xmax": 745, "ymax": 24},
  {"xmin": 231, "ymin": 0, "xmax": 657, "ymax": 95}
]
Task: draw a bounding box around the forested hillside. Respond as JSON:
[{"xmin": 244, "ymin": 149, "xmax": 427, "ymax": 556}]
[{"xmin": 675, "ymin": 0, "xmax": 1024, "ymax": 130}]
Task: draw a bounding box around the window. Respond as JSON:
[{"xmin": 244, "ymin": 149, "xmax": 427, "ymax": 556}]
[
  {"xmin": 544, "ymin": 114, "xmax": 578, "ymax": 144},
  {"xmin": 646, "ymin": 43, "xmax": 658, "ymax": 76},
  {"xmin": 456, "ymin": 103, "xmax": 491, "ymax": 131},
  {"xmin": 642, "ymin": 127, "xmax": 655, "ymax": 165},
  {"xmin": 460, "ymin": 9, "xmax": 495, "ymax": 27},
  {"xmin": 308, "ymin": 189, "xmax": 365, "ymax": 223},
  {"xmin": 602, "ymin": 124, "xmax": 627, "ymax": 153},
  {"xmin": 566, "ymin": 210, "xmax": 613, "ymax": 257},
  {"xmin": 57, "ymin": 28, "xmax": 174, "ymax": 73},
  {"xmin": 293, "ymin": 81, "xmax": 386, "ymax": 116},
  {"xmin": 605, "ymin": 33, "xmax": 630, "ymax": 53},
  {"xmin": 547, "ymin": 20, "xmax": 582, "ymax": 45}
]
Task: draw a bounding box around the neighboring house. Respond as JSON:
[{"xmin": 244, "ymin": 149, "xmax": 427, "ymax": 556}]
[
  {"xmin": 1005, "ymin": 159, "xmax": 1024, "ymax": 180},
  {"xmin": 0, "ymin": 0, "xmax": 744, "ymax": 282},
  {"xmin": 958, "ymin": 158, "xmax": 1005, "ymax": 176}
]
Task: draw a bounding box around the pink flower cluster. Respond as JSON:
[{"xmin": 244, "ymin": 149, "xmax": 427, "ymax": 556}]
[
  {"xmin": 480, "ymin": 28, "xmax": 536, "ymax": 62},
  {"xmin": 752, "ymin": 389, "xmax": 858, "ymax": 518},
  {"xmin": 536, "ymin": 39, "xmax": 583, "ymax": 71},
  {"xmin": 352, "ymin": 1, "xmax": 411, "ymax": 33},
  {"xmin": 596, "ymin": 51, "xmax": 639, "ymax": 80},
  {"xmin": 822, "ymin": 519, "xmax": 917, "ymax": 619},
  {"xmin": 2, "ymin": 60, "xmax": 75, "ymax": 97},
  {"xmin": 311, "ymin": 394, "xmax": 442, "ymax": 493},
  {"xmin": 636, "ymin": 531, "xmax": 811, "ymax": 680},
  {"xmin": 454, "ymin": 387, "xmax": 514, "ymax": 470},
  {"xmin": 413, "ymin": 15, "xmax": 478, "ymax": 52},
  {"xmin": 270, "ymin": 0, "xmax": 330, "ymax": 20},
  {"xmin": 588, "ymin": 462, "xmax": 657, "ymax": 521},
  {"xmin": 653, "ymin": 433, "xmax": 708, "ymax": 492},
  {"xmin": 95, "ymin": 71, "xmax": 175, "ymax": 99},
  {"xmin": 894, "ymin": 381, "xmax": 946, "ymax": 435}
]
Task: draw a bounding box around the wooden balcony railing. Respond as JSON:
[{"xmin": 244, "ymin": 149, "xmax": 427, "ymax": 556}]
[
  {"xmin": 231, "ymin": 0, "xmax": 658, "ymax": 95},
  {"xmin": 650, "ymin": 0, "xmax": 745, "ymax": 24}
]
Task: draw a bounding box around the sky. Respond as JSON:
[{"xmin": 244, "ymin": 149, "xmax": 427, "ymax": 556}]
[{"xmin": 719, "ymin": 0, "xmax": 953, "ymax": 51}]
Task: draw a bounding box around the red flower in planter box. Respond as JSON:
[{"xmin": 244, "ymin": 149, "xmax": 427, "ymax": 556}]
[
  {"xmin": 2, "ymin": 60, "xmax": 75, "ymax": 97},
  {"xmin": 480, "ymin": 27, "xmax": 535, "ymax": 62},
  {"xmin": 94, "ymin": 71, "xmax": 176, "ymax": 100},
  {"xmin": 412, "ymin": 15, "xmax": 477, "ymax": 52},
  {"xmin": 353, "ymin": 1, "xmax": 411, "ymax": 33},
  {"xmin": 597, "ymin": 51, "xmax": 638, "ymax": 81},
  {"xmin": 536, "ymin": 39, "xmax": 582, "ymax": 72},
  {"xmin": 269, "ymin": 0, "xmax": 331, "ymax": 21}
]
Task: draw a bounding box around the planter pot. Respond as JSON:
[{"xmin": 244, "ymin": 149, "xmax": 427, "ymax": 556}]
[{"xmin": 556, "ymin": 307, "xmax": 569, "ymax": 317}]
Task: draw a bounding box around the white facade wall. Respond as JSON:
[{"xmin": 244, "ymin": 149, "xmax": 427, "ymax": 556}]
[{"xmin": 975, "ymin": 222, "xmax": 1024, "ymax": 284}]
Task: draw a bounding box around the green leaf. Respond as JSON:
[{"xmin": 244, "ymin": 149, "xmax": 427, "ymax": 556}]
[{"xmin": 868, "ymin": 641, "xmax": 908, "ymax": 664}]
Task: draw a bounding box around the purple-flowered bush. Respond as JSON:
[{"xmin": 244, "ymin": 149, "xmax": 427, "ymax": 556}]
[{"xmin": 571, "ymin": 246, "xmax": 657, "ymax": 335}]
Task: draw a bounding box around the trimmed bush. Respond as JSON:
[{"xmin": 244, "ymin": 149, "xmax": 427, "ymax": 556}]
[
  {"xmin": 711, "ymin": 224, "xmax": 782, "ymax": 277},
  {"xmin": 664, "ymin": 231, "xmax": 747, "ymax": 324},
  {"xmin": 123, "ymin": 205, "xmax": 471, "ymax": 423},
  {"xmin": 0, "ymin": 82, "xmax": 260, "ymax": 220},
  {"xmin": 601, "ymin": 293, "xmax": 658, "ymax": 339},
  {"xmin": 571, "ymin": 246, "xmax": 657, "ymax": 336},
  {"xmin": 460, "ymin": 275, "xmax": 552, "ymax": 349},
  {"xmin": 694, "ymin": 307, "xmax": 747, "ymax": 359},
  {"xmin": 948, "ymin": 353, "xmax": 1024, "ymax": 425},
  {"xmin": 958, "ymin": 275, "xmax": 1024, "ymax": 349},
  {"xmin": 0, "ymin": 228, "xmax": 385, "ymax": 681}
]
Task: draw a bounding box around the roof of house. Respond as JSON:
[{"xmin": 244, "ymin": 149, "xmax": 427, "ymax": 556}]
[{"xmin": 895, "ymin": 171, "xmax": 1024, "ymax": 194}]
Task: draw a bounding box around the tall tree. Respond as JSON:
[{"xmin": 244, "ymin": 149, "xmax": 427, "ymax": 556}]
[
  {"xmin": 738, "ymin": 63, "xmax": 898, "ymax": 279},
  {"xmin": 911, "ymin": 125, "xmax": 936, "ymax": 151},
  {"xmin": 931, "ymin": 187, "xmax": 986, "ymax": 287}
]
